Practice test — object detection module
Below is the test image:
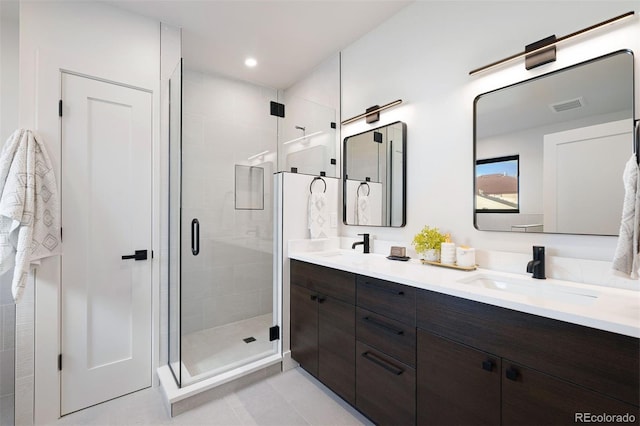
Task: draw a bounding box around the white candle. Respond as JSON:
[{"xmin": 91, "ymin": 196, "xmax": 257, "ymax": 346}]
[
  {"xmin": 440, "ymin": 242, "xmax": 456, "ymax": 264},
  {"xmin": 456, "ymin": 247, "xmax": 476, "ymax": 267}
]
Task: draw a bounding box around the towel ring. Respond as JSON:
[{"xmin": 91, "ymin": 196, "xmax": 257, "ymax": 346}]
[
  {"xmin": 310, "ymin": 176, "xmax": 327, "ymax": 194},
  {"xmin": 357, "ymin": 182, "xmax": 370, "ymax": 197}
]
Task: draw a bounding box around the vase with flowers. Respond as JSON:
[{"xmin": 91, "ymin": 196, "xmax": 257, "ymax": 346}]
[{"xmin": 412, "ymin": 226, "xmax": 447, "ymax": 262}]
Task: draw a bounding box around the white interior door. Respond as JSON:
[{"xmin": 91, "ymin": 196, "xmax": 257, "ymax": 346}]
[
  {"xmin": 60, "ymin": 72, "xmax": 152, "ymax": 415},
  {"xmin": 543, "ymin": 119, "xmax": 631, "ymax": 234}
]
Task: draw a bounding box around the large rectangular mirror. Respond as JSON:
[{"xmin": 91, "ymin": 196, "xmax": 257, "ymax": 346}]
[
  {"xmin": 343, "ymin": 121, "xmax": 406, "ymax": 227},
  {"xmin": 474, "ymin": 50, "xmax": 635, "ymax": 235}
]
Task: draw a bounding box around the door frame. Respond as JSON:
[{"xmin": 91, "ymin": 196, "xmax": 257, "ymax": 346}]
[{"xmin": 25, "ymin": 49, "xmax": 160, "ymax": 424}]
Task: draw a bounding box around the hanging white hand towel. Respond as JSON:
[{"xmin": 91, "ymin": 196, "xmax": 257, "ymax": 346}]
[
  {"xmin": 308, "ymin": 192, "xmax": 328, "ymax": 239},
  {"xmin": 612, "ymin": 153, "xmax": 640, "ymax": 279},
  {"xmin": 0, "ymin": 129, "xmax": 61, "ymax": 301},
  {"xmin": 356, "ymin": 195, "xmax": 370, "ymax": 225}
]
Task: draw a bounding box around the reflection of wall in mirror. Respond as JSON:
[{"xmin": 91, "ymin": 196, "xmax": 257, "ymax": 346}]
[
  {"xmin": 543, "ymin": 119, "xmax": 631, "ymax": 235},
  {"xmin": 476, "ymin": 110, "xmax": 630, "ymax": 232},
  {"xmin": 389, "ymin": 124, "xmax": 404, "ymax": 227},
  {"xmin": 346, "ymin": 131, "xmax": 381, "ymax": 182},
  {"xmin": 344, "ymin": 180, "xmax": 382, "ymax": 226}
]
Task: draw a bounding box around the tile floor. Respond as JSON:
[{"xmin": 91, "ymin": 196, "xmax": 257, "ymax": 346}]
[
  {"xmin": 181, "ymin": 314, "xmax": 274, "ymax": 381},
  {"xmin": 52, "ymin": 367, "xmax": 373, "ymax": 426}
]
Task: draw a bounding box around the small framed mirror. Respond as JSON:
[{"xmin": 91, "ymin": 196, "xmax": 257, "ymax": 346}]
[
  {"xmin": 343, "ymin": 121, "xmax": 406, "ymax": 227},
  {"xmin": 474, "ymin": 50, "xmax": 635, "ymax": 235}
]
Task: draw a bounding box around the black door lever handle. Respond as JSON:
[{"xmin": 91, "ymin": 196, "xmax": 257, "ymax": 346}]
[{"xmin": 122, "ymin": 250, "xmax": 148, "ymax": 261}]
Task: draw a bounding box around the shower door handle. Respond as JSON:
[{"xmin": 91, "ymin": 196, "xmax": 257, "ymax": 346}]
[{"xmin": 191, "ymin": 218, "xmax": 200, "ymax": 256}]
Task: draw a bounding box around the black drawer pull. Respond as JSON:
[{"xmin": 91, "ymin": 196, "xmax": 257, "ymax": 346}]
[
  {"xmin": 363, "ymin": 280, "xmax": 404, "ymax": 296},
  {"xmin": 364, "ymin": 316, "xmax": 404, "ymax": 335},
  {"xmin": 506, "ymin": 367, "xmax": 519, "ymax": 381},
  {"xmin": 317, "ymin": 296, "xmax": 326, "ymax": 304},
  {"xmin": 310, "ymin": 295, "xmax": 318, "ymax": 301},
  {"xmin": 482, "ymin": 359, "xmax": 494, "ymax": 372},
  {"xmin": 362, "ymin": 351, "xmax": 404, "ymax": 375}
]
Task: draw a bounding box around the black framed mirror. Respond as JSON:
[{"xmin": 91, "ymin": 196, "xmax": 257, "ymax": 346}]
[
  {"xmin": 474, "ymin": 50, "xmax": 635, "ymax": 235},
  {"xmin": 343, "ymin": 121, "xmax": 406, "ymax": 227}
]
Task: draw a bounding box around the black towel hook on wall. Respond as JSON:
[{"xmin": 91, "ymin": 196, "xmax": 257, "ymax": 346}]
[{"xmin": 310, "ymin": 176, "xmax": 327, "ymax": 194}]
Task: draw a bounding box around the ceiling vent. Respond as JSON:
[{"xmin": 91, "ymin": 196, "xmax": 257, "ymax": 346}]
[{"xmin": 549, "ymin": 97, "xmax": 585, "ymax": 113}]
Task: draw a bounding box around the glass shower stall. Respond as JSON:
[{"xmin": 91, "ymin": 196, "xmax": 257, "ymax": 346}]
[{"xmin": 168, "ymin": 59, "xmax": 281, "ymax": 387}]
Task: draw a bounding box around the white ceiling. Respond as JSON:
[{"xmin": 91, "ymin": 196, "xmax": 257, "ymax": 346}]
[
  {"xmin": 476, "ymin": 51, "xmax": 634, "ymax": 139},
  {"xmin": 104, "ymin": 0, "xmax": 413, "ymax": 89}
]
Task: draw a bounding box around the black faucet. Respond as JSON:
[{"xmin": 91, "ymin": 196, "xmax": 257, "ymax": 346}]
[
  {"xmin": 352, "ymin": 233, "xmax": 370, "ymax": 253},
  {"xmin": 526, "ymin": 246, "xmax": 546, "ymax": 279}
]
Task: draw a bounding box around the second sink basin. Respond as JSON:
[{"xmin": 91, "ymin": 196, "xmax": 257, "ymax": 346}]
[{"xmin": 457, "ymin": 273, "xmax": 599, "ymax": 305}]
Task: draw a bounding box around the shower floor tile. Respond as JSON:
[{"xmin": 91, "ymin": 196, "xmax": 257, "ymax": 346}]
[{"xmin": 181, "ymin": 314, "xmax": 274, "ymax": 380}]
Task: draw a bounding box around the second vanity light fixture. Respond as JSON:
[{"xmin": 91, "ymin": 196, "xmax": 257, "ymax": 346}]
[
  {"xmin": 469, "ymin": 11, "xmax": 635, "ymax": 75},
  {"xmin": 341, "ymin": 99, "xmax": 403, "ymax": 125}
]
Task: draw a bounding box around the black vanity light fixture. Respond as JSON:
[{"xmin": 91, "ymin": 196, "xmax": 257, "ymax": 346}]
[
  {"xmin": 469, "ymin": 10, "xmax": 635, "ymax": 76},
  {"xmin": 341, "ymin": 99, "xmax": 403, "ymax": 125}
]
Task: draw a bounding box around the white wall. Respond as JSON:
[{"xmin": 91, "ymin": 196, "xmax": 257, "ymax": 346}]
[
  {"xmin": 18, "ymin": 2, "xmax": 160, "ymax": 423},
  {"xmin": 340, "ymin": 1, "xmax": 640, "ymax": 265},
  {"xmin": 0, "ymin": 2, "xmax": 19, "ymax": 424}
]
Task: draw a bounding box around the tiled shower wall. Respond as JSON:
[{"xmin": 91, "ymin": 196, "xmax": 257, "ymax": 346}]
[{"xmin": 180, "ymin": 69, "xmax": 278, "ymax": 336}]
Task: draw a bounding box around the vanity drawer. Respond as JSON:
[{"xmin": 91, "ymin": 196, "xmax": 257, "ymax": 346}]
[
  {"xmin": 356, "ymin": 341, "xmax": 416, "ymax": 426},
  {"xmin": 416, "ymin": 288, "xmax": 640, "ymax": 407},
  {"xmin": 356, "ymin": 275, "xmax": 415, "ymax": 325},
  {"xmin": 356, "ymin": 307, "xmax": 416, "ymax": 367},
  {"xmin": 291, "ymin": 260, "xmax": 355, "ymax": 304}
]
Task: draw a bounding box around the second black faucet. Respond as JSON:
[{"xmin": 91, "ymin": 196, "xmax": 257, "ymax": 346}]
[
  {"xmin": 352, "ymin": 233, "xmax": 370, "ymax": 253},
  {"xmin": 526, "ymin": 245, "xmax": 546, "ymax": 279}
]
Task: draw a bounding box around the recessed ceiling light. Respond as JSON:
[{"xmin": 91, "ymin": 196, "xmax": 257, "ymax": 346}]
[{"xmin": 244, "ymin": 58, "xmax": 257, "ymax": 68}]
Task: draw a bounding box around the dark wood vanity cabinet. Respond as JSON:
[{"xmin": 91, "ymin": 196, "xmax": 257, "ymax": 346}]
[
  {"xmin": 417, "ymin": 330, "xmax": 501, "ymax": 426},
  {"xmin": 416, "ymin": 289, "xmax": 640, "ymax": 426},
  {"xmin": 290, "ymin": 260, "xmax": 356, "ymax": 405},
  {"xmin": 355, "ymin": 276, "xmax": 416, "ymax": 425},
  {"xmin": 290, "ymin": 259, "xmax": 639, "ymax": 426}
]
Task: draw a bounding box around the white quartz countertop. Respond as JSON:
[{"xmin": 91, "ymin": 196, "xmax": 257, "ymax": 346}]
[{"xmin": 289, "ymin": 249, "xmax": 640, "ymax": 338}]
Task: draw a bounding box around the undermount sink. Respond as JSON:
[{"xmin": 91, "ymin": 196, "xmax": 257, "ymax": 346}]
[
  {"xmin": 457, "ymin": 273, "xmax": 599, "ymax": 305},
  {"xmin": 315, "ymin": 250, "xmax": 368, "ymax": 259}
]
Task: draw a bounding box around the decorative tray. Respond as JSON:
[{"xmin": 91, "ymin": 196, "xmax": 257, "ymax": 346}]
[{"xmin": 420, "ymin": 259, "xmax": 477, "ymax": 271}]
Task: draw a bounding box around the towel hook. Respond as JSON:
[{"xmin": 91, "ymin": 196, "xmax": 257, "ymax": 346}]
[
  {"xmin": 357, "ymin": 181, "xmax": 370, "ymax": 197},
  {"xmin": 310, "ymin": 176, "xmax": 327, "ymax": 194}
]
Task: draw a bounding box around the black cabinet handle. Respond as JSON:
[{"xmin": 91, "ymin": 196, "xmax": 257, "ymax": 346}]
[
  {"xmin": 191, "ymin": 218, "xmax": 200, "ymax": 256},
  {"xmin": 363, "ymin": 280, "xmax": 404, "ymax": 296},
  {"xmin": 482, "ymin": 359, "xmax": 494, "ymax": 372},
  {"xmin": 506, "ymin": 367, "xmax": 519, "ymax": 381},
  {"xmin": 364, "ymin": 316, "xmax": 404, "ymax": 335},
  {"xmin": 362, "ymin": 351, "xmax": 404, "ymax": 376},
  {"xmin": 121, "ymin": 250, "xmax": 148, "ymax": 261},
  {"xmin": 310, "ymin": 295, "xmax": 318, "ymax": 301},
  {"xmin": 317, "ymin": 296, "xmax": 326, "ymax": 304}
]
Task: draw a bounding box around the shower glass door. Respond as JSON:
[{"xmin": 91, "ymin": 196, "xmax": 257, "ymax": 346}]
[{"xmin": 169, "ymin": 61, "xmax": 280, "ymax": 387}]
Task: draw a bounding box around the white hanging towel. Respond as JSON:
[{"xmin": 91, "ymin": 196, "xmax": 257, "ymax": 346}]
[
  {"xmin": 356, "ymin": 194, "xmax": 370, "ymax": 225},
  {"xmin": 612, "ymin": 153, "xmax": 640, "ymax": 279},
  {"xmin": 0, "ymin": 129, "xmax": 61, "ymax": 301},
  {"xmin": 308, "ymin": 192, "xmax": 328, "ymax": 239}
]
